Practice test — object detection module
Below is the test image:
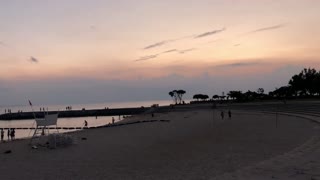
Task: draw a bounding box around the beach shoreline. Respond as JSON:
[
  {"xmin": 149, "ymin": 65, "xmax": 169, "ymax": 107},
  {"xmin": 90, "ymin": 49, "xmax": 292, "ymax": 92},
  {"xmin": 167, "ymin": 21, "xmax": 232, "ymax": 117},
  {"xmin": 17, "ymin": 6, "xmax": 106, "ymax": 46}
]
[{"xmin": 0, "ymin": 104, "xmax": 319, "ymax": 179}]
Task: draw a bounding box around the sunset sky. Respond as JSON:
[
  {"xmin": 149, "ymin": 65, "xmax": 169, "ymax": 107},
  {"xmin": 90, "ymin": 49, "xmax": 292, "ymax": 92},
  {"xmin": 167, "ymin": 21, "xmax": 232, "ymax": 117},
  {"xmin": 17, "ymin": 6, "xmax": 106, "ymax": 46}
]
[{"xmin": 0, "ymin": 0, "xmax": 320, "ymax": 105}]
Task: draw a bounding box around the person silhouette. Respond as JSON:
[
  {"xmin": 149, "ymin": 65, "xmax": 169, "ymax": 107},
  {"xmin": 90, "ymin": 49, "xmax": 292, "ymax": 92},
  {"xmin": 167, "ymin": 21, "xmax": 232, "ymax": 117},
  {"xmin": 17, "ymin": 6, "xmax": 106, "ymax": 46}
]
[
  {"xmin": 11, "ymin": 129, "xmax": 15, "ymax": 140},
  {"xmin": 84, "ymin": 120, "xmax": 88, "ymax": 127},
  {"xmin": 228, "ymin": 110, "xmax": 232, "ymax": 119},
  {"xmin": 7, "ymin": 129, "xmax": 10, "ymax": 141},
  {"xmin": 221, "ymin": 111, "xmax": 224, "ymax": 120},
  {"xmin": 1, "ymin": 129, "xmax": 4, "ymax": 141}
]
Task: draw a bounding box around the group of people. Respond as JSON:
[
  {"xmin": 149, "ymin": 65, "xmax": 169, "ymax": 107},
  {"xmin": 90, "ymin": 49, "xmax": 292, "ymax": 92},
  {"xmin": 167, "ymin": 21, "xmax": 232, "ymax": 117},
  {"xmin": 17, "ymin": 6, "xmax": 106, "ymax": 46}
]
[
  {"xmin": 0, "ymin": 128, "xmax": 15, "ymax": 142},
  {"xmin": 220, "ymin": 110, "xmax": 232, "ymax": 120},
  {"xmin": 66, "ymin": 106, "xmax": 73, "ymax": 110},
  {"xmin": 39, "ymin": 107, "xmax": 48, "ymax": 112},
  {"xmin": 4, "ymin": 109, "xmax": 24, "ymax": 114},
  {"xmin": 4, "ymin": 109, "xmax": 12, "ymax": 114}
]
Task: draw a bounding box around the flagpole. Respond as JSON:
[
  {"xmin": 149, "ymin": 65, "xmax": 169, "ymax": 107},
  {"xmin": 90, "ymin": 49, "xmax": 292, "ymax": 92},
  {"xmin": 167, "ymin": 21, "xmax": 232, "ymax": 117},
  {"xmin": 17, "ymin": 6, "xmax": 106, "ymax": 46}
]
[
  {"xmin": 28, "ymin": 100, "xmax": 37, "ymax": 138},
  {"xmin": 28, "ymin": 100, "xmax": 37, "ymax": 120}
]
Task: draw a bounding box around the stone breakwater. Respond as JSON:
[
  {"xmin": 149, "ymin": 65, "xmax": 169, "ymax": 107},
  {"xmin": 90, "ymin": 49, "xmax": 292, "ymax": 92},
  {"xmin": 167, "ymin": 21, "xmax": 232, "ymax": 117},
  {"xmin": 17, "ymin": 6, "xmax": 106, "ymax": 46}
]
[{"xmin": 0, "ymin": 107, "xmax": 151, "ymax": 120}]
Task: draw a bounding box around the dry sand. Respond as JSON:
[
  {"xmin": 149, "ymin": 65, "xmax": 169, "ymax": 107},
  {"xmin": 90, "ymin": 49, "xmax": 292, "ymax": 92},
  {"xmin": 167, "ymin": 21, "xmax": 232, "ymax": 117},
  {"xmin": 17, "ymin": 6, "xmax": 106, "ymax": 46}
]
[{"xmin": 0, "ymin": 106, "xmax": 319, "ymax": 180}]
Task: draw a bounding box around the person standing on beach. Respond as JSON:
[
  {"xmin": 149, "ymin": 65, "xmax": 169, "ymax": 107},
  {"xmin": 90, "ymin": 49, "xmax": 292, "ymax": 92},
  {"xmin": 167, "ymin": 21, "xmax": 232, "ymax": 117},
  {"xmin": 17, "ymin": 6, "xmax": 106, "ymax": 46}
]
[
  {"xmin": 228, "ymin": 110, "xmax": 232, "ymax": 119},
  {"xmin": 10, "ymin": 128, "xmax": 15, "ymax": 140},
  {"xmin": 84, "ymin": 120, "xmax": 88, "ymax": 128},
  {"xmin": 7, "ymin": 129, "xmax": 10, "ymax": 141},
  {"xmin": 1, "ymin": 129, "xmax": 4, "ymax": 141},
  {"xmin": 112, "ymin": 117, "xmax": 115, "ymax": 124},
  {"xmin": 221, "ymin": 111, "xmax": 224, "ymax": 120},
  {"xmin": 12, "ymin": 129, "xmax": 15, "ymax": 140}
]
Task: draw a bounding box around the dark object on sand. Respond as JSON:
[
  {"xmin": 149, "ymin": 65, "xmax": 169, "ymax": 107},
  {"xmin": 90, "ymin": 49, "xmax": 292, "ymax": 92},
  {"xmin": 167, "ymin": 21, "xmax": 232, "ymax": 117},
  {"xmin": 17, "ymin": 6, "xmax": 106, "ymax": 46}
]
[
  {"xmin": 159, "ymin": 120, "xmax": 170, "ymax": 122},
  {"xmin": 4, "ymin": 150, "xmax": 12, "ymax": 154},
  {"xmin": 81, "ymin": 137, "xmax": 87, "ymax": 140}
]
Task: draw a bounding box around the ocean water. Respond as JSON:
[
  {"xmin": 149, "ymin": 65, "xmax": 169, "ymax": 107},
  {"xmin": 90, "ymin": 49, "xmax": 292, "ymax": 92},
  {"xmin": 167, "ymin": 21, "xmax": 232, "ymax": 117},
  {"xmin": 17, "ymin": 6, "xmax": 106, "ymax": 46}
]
[{"xmin": 0, "ymin": 100, "xmax": 173, "ymax": 140}]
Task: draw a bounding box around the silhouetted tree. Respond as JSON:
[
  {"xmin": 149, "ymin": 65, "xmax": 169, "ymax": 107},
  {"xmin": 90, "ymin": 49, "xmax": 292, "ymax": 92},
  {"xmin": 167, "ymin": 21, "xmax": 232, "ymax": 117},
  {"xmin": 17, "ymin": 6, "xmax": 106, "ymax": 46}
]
[
  {"xmin": 289, "ymin": 68, "xmax": 319, "ymax": 96},
  {"xmin": 176, "ymin": 90, "xmax": 186, "ymax": 104},
  {"xmin": 228, "ymin": 91, "xmax": 244, "ymax": 101},
  {"xmin": 212, "ymin": 95, "xmax": 219, "ymax": 100},
  {"xmin": 256, "ymin": 88, "xmax": 265, "ymax": 100},
  {"xmin": 169, "ymin": 91, "xmax": 176, "ymax": 104},
  {"xmin": 193, "ymin": 94, "xmax": 209, "ymax": 101},
  {"xmin": 193, "ymin": 94, "xmax": 202, "ymax": 101},
  {"xmin": 243, "ymin": 90, "xmax": 259, "ymax": 101},
  {"xmin": 313, "ymin": 73, "xmax": 320, "ymax": 96},
  {"xmin": 201, "ymin": 94, "xmax": 209, "ymax": 101},
  {"xmin": 257, "ymin": 88, "xmax": 264, "ymax": 94},
  {"xmin": 169, "ymin": 89, "xmax": 186, "ymax": 104},
  {"xmin": 271, "ymin": 86, "xmax": 293, "ymax": 99}
]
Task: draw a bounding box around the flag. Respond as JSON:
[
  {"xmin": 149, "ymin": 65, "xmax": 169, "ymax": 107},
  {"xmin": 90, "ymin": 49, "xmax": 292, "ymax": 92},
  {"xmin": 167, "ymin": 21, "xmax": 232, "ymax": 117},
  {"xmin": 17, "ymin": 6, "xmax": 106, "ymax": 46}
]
[{"xmin": 28, "ymin": 100, "xmax": 32, "ymax": 106}]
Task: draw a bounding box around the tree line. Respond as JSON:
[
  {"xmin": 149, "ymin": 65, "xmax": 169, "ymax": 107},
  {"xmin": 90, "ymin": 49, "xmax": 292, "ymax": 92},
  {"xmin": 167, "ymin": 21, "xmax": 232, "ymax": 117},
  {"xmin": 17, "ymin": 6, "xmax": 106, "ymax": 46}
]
[
  {"xmin": 170, "ymin": 68, "xmax": 320, "ymax": 104},
  {"xmin": 224, "ymin": 68, "xmax": 320, "ymax": 102}
]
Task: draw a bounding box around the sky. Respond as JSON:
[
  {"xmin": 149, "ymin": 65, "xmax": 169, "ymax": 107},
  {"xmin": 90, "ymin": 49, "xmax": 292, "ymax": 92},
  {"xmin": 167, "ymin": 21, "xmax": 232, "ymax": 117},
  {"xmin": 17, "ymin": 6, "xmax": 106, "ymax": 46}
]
[{"xmin": 0, "ymin": 0, "xmax": 320, "ymax": 106}]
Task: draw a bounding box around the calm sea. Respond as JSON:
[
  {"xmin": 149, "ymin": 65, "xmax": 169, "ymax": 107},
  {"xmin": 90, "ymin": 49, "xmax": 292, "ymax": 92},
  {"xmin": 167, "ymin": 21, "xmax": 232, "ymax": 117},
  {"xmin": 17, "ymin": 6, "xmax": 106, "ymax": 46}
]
[{"xmin": 0, "ymin": 100, "xmax": 173, "ymax": 140}]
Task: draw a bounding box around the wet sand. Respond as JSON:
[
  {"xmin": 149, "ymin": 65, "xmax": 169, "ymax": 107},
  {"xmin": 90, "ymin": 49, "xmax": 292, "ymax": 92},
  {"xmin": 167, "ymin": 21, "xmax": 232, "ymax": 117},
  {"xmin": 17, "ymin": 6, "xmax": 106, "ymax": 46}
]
[{"xmin": 0, "ymin": 107, "xmax": 318, "ymax": 180}]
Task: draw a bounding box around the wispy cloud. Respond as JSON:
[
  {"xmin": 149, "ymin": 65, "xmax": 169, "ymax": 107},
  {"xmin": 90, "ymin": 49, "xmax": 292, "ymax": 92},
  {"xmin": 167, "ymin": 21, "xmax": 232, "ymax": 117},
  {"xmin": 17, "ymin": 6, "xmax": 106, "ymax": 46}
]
[
  {"xmin": 194, "ymin": 28, "xmax": 226, "ymax": 38},
  {"xmin": 248, "ymin": 24, "xmax": 286, "ymax": 34},
  {"xmin": 134, "ymin": 54, "xmax": 158, "ymax": 62},
  {"xmin": 29, "ymin": 56, "xmax": 39, "ymax": 63},
  {"xmin": 162, "ymin": 49, "xmax": 177, "ymax": 54},
  {"xmin": 234, "ymin": 44, "xmax": 241, "ymax": 47},
  {"xmin": 215, "ymin": 61, "xmax": 260, "ymax": 68},
  {"xmin": 143, "ymin": 28, "xmax": 224, "ymax": 50},
  {"xmin": 143, "ymin": 35, "xmax": 195, "ymax": 50},
  {"xmin": 143, "ymin": 41, "xmax": 169, "ymax": 50},
  {"xmin": 179, "ymin": 48, "xmax": 197, "ymax": 54}
]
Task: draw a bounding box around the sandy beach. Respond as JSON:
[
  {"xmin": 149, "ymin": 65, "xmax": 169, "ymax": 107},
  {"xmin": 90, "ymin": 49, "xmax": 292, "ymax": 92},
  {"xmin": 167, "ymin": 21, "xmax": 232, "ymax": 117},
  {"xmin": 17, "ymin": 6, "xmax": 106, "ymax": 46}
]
[{"xmin": 0, "ymin": 105, "xmax": 319, "ymax": 180}]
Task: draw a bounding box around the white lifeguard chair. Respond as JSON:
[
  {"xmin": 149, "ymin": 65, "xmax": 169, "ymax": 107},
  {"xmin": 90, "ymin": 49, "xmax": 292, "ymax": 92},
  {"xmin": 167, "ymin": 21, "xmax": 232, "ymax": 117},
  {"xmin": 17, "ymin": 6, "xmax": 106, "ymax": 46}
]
[{"xmin": 30, "ymin": 113, "xmax": 59, "ymax": 144}]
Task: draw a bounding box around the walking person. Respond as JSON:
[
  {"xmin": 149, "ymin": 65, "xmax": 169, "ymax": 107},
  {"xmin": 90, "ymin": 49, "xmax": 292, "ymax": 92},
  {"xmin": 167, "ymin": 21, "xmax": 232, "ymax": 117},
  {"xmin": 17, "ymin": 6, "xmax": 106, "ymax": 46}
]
[
  {"xmin": 220, "ymin": 111, "xmax": 224, "ymax": 120},
  {"xmin": 1, "ymin": 128, "xmax": 4, "ymax": 142},
  {"xmin": 84, "ymin": 120, "xmax": 88, "ymax": 128},
  {"xmin": 228, "ymin": 110, "xmax": 232, "ymax": 119}
]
